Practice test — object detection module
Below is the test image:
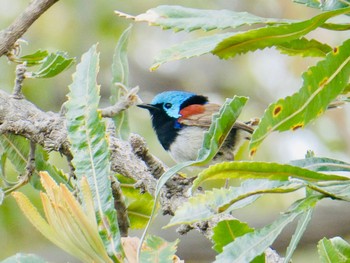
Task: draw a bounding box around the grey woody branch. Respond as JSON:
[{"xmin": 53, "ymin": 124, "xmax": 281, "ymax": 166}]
[{"xmin": 0, "ymin": 0, "xmax": 59, "ymax": 57}]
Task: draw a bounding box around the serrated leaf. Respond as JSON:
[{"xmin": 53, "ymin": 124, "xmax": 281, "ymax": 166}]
[
  {"xmin": 0, "ymin": 253, "xmax": 48, "ymax": 263},
  {"xmin": 29, "ymin": 51, "xmax": 75, "ymax": 78},
  {"xmin": 284, "ymin": 208, "xmax": 314, "ymax": 263},
  {"xmin": 192, "ymin": 161, "xmax": 349, "ymax": 190},
  {"xmin": 290, "ymin": 157, "xmax": 350, "ymax": 172},
  {"xmin": 140, "ymin": 235, "xmax": 179, "ymax": 263},
  {"xmin": 110, "ymin": 25, "xmax": 132, "ymax": 140},
  {"xmin": 128, "ymin": 5, "xmax": 294, "ymax": 32},
  {"xmin": 214, "ymin": 195, "xmax": 321, "ymax": 263},
  {"xmin": 65, "ymin": 45, "xmax": 123, "ymax": 261},
  {"xmin": 168, "ymin": 180, "xmax": 297, "ymax": 227},
  {"xmin": 318, "ymin": 237, "xmax": 350, "ymax": 263},
  {"xmin": 151, "ymin": 32, "xmax": 234, "ymax": 70},
  {"xmin": 277, "ymin": 38, "xmax": 332, "ymax": 57},
  {"xmin": 249, "ymin": 38, "xmax": 350, "ymax": 154},
  {"xmin": 17, "ymin": 50, "xmax": 49, "ymax": 66},
  {"xmin": 212, "ymin": 219, "xmax": 254, "ymax": 253},
  {"xmin": 213, "ymin": 7, "xmax": 350, "ymax": 59},
  {"xmin": 294, "ymin": 0, "xmax": 350, "ymax": 11},
  {"xmin": 303, "ymin": 180, "xmax": 350, "ymax": 201}
]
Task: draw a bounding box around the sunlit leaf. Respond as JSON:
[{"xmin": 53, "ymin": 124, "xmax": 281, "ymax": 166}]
[
  {"xmin": 212, "ymin": 219, "xmax": 254, "ymax": 253},
  {"xmin": 277, "ymin": 38, "xmax": 332, "ymax": 57},
  {"xmin": 318, "ymin": 237, "xmax": 350, "ymax": 263},
  {"xmin": 214, "ymin": 195, "xmax": 321, "ymax": 263},
  {"xmin": 123, "ymin": 5, "xmax": 294, "ymax": 32},
  {"xmin": 213, "ymin": 7, "xmax": 350, "ymax": 59},
  {"xmin": 249, "ymin": 38, "xmax": 350, "ymax": 154},
  {"xmin": 192, "ymin": 161, "xmax": 349, "ymax": 190},
  {"xmin": 168, "ymin": 180, "xmax": 297, "ymax": 227},
  {"xmin": 110, "ymin": 25, "xmax": 132, "ymax": 140},
  {"xmin": 290, "ymin": 156, "xmax": 350, "ymax": 172},
  {"xmin": 29, "ymin": 51, "xmax": 75, "ymax": 78},
  {"xmin": 140, "ymin": 235, "xmax": 179, "ymax": 263},
  {"xmin": 0, "ymin": 253, "xmax": 47, "ymax": 263},
  {"xmin": 65, "ymin": 45, "xmax": 123, "ymax": 260}
]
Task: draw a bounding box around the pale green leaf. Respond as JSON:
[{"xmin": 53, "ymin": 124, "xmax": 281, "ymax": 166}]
[
  {"xmin": 0, "ymin": 188, "xmax": 3, "ymax": 205},
  {"xmin": 212, "ymin": 219, "xmax": 254, "ymax": 253},
  {"xmin": 129, "ymin": 5, "xmax": 294, "ymax": 32},
  {"xmin": 249, "ymin": 38, "xmax": 350, "ymax": 154},
  {"xmin": 192, "ymin": 161, "xmax": 349, "ymax": 190},
  {"xmin": 1, "ymin": 253, "xmax": 47, "ymax": 263},
  {"xmin": 110, "ymin": 25, "xmax": 132, "ymax": 140},
  {"xmin": 168, "ymin": 180, "xmax": 297, "ymax": 227},
  {"xmin": 294, "ymin": 0, "xmax": 350, "ymax": 11},
  {"xmin": 318, "ymin": 237, "xmax": 350, "ymax": 263},
  {"xmin": 277, "ymin": 38, "xmax": 332, "ymax": 57},
  {"xmin": 65, "ymin": 44, "xmax": 123, "ymax": 260},
  {"xmin": 140, "ymin": 235, "xmax": 179, "ymax": 263},
  {"xmin": 213, "ymin": 7, "xmax": 350, "ymax": 59},
  {"xmin": 214, "ymin": 195, "xmax": 321, "ymax": 263},
  {"xmin": 290, "ymin": 157, "xmax": 350, "ymax": 172}
]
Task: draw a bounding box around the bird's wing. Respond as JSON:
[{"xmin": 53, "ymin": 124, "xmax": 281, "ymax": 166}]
[{"xmin": 178, "ymin": 103, "xmax": 255, "ymax": 134}]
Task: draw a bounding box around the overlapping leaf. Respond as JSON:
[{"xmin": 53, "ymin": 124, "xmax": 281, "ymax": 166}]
[
  {"xmin": 110, "ymin": 25, "xmax": 132, "ymax": 140},
  {"xmin": 120, "ymin": 5, "xmax": 294, "ymax": 32},
  {"xmin": 290, "ymin": 157, "xmax": 350, "ymax": 172},
  {"xmin": 140, "ymin": 235, "xmax": 179, "ymax": 262},
  {"xmin": 294, "ymin": 0, "xmax": 350, "ymax": 11},
  {"xmin": 249, "ymin": 38, "xmax": 350, "ymax": 154},
  {"xmin": 277, "ymin": 38, "xmax": 332, "ymax": 57},
  {"xmin": 318, "ymin": 237, "xmax": 350, "ymax": 263},
  {"xmin": 65, "ymin": 45, "xmax": 123, "ymax": 260}
]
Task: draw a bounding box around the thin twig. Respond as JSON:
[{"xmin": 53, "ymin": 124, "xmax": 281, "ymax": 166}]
[
  {"xmin": 0, "ymin": 0, "xmax": 59, "ymax": 58},
  {"xmin": 12, "ymin": 64, "xmax": 27, "ymax": 99}
]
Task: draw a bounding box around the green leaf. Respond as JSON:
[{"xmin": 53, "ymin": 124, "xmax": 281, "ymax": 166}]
[
  {"xmin": 192, "ymin": 161, "xmax": 349, "ymax": 190},
  {"xmin": 0, "ymin": 188, "xmax": 3, "ymax": 205},
  {"xmin": 213, "ymin": 7, "xmax": 350, "ymax": 59},
  {"xmin": 65, "ymin": 45, "xmax": 123, "ymax": 261},
  {"xmin": 294, "ymin": 0, "xmax": 350, "ymax": 11},
  {"xmin": 110, "ymin": 25, "xmax": 132, "ymax": 140},
  {"xmin": 140, "ymin": 235, "xmax": 179, "ymax": 263},
  {"xmin": 17, "ymin": 50, "xmax": 49, "ymax": 66},
  {"xmin": 212, "ymin": 219, "xmax": 254, "ymax": 253},
  {"xmin": 249, "ymin": 38, "xmax": 350, "ymax": 154},
  {"xmin": 284, "ymin": 208, "xmax": 314, "ymax": 263},
  {"xmin": 214, "ymin": 195, "xmax": 321, "ymax": 263},
  {"xmin": 302, "ymin": 180, "xmax": 350, "ymax": 201},
  {"xmin": 277, "ymin": 38, "xmax": 332, "ymax": 57},
  {"xmin": 116, "ymin": 174, "xmax": 154, "ymax": 229},
  {"xmin": 29, "ymin": 51, "xmax": 75, "ymax": 78},
  {"xmin": 318, "ymin": 237, "xmax": 350, "ymax": 263},
  {"xmin": 0, "ymin": 253, "xmax": 48, "ymax": 263},
  {"xmin": 290, "ymin": 157, "xmax": 350, "ymax": 172},
  {"xmin": 129, "ymin": 5, "xmax": 294, "ymax": 32},
  {"xmin": 168, "ymin": 180, "xmax": 298, "ymax": 227},
  {"xmin": 151, "ymin": 32, "xmax": 234, "ymax": 71}
]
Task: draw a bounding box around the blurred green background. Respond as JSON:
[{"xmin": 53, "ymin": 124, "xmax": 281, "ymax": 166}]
[{"xmin": 0, "ymin": 0, "xmax": 349, "ymax": 262}]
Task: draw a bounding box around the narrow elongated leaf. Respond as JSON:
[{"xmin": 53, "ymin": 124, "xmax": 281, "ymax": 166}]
[
  {"xmin": 123, "ymin": 5, "xmax": 293, "ymax": 32},
  {"xmin": 212, "ymin": 219, "xmax": 254, "ymax": 253},
  {"xmin": 213, "ymin": 7, "xmax": 350, "ymax": 59},
  {"xmin": 214, "ymin": 195, "xmax": 321, "ymax": 263},
  {"xmin": 111, "ymin": 25, "xmax": 132, "ymax": 140},
  {"xmin": 65, "ymin": 45, "xmax": 123, "ymax": 260},
  {"xmin": 249, "ymin": 38, "xmax": 350, "ymax": 154},
  {"xmin": 151, "ymin": 32, "xmax": 234, "ymax": 70},
  {"xmin": 168, "ymin": 180, "xmax": 297, "ymax": 227},
  {"xmin": 284, "ymin": 208, "xmax": 314, "ymax": 263},
  {"xmin": 302, "ymin": 180, "xmax": 350, "ymax": 201},
  {"xmin": 318, "ymin": 237, "xmax": 350, "ymax": 263},
  {"xmin": 192, "ymin": 161, "xmax": 349, "ymax": 190},
  {"xmin": 290, "ymin": 157, "xmax": 350, "ymax": 172},
  {"xmin": 1, "ymin": 253, "xmax": 47, "ymax": 263},
  {"xmin": 140, "ymin": 235, "xmax": 179, "ymax": 263},
  {"xmin": 29, "ymin": 51, "xmax": 75, "ymax": 78},
  {"xmin": 277, "ymin": 38, "xmax": 332, "ymax": 57}
]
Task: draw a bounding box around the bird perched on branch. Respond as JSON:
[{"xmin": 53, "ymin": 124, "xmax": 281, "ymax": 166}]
[{"xmin": 138, "ymin": 90, "xmax": 256, "ymax": 163}]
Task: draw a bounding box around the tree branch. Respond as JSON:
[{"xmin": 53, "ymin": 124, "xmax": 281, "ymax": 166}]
[{"xmin": 0, "ymin": 0, "xmax": 59, "ymax": 57}]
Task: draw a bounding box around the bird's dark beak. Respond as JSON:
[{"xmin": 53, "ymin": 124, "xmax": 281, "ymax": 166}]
[{"xmin": 137, "ymin": 103, "xmax": 159, "ymax": 111}]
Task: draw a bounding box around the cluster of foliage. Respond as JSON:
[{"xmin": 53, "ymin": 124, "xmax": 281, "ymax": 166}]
[{"xmin": 1, "ymin": 0, "xmax": 350, "ymax": 262}]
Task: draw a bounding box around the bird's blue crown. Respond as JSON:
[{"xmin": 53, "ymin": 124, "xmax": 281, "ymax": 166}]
[{"xmin": 151, "ymin": 90, "xmax": 196, "ymax": 118}]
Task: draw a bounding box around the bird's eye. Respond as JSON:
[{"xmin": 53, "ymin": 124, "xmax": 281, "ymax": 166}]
[{"xmin": 164, "ymin": 103, "xmax": 172, "ymax": 109}]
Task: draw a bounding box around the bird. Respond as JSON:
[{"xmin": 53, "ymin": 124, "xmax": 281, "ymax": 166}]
[{"xmin": 138, "ymin": 90, "xmax": 256, "ymax": 163}]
